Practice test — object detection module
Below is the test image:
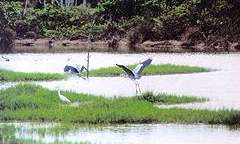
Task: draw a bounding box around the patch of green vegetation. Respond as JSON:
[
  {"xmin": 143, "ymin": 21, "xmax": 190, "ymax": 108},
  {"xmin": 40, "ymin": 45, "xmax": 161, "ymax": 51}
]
[
  {"xmin": 138, "ymin": 92, "xmax": 207, "ymax": 105},
  {"xmin": 0, "ymin": 69, "xmax": 65, "ymax": 81},
  {"xmin": 87, "ymin": 64, "xmax": 210, "ymax": 77},
  {"xmin": 0, "ymin": 124, "xmax": 90, "ymax": 144},
  {"xmin": 0, "ymin": 84, "xmax": 239, "ymax": 126}
]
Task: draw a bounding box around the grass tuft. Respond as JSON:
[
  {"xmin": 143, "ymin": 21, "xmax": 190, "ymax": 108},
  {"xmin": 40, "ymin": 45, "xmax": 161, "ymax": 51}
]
[
  {"xmin": 0, "ymin": 69, "xmax": 65, "ymax": 81},
  {"xmin": 138, "ymin": 91, "xmax": 208, "ymax": 105}
]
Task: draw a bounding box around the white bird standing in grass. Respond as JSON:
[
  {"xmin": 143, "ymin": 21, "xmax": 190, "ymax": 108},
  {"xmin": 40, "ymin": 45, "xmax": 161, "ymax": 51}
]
[
  {"xmin": 116, "ymin": 58, "xmax": 152, "ymax": 94},
  {"xmin": 58, "ymin": 90, "xmax": 71, "ymax": 103}
]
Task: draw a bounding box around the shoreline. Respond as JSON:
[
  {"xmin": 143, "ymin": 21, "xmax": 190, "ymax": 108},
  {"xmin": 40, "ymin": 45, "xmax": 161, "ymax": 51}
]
[{"xmin": 13, "ymin": 38, "xmax": 240, "ymax": 53}]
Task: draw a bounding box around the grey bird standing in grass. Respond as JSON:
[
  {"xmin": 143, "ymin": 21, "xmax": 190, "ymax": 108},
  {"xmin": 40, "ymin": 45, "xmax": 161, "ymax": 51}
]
[
  {"xmin": 116, "ymin": 58, "xmax": 152, "ymax": 94},
  {"xmin": 58, "ymin": 90, "xmax": 71, "ymax": 103}
]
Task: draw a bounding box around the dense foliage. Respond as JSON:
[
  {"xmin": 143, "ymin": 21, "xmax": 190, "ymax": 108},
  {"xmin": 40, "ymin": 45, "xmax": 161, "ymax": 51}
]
[{"xmin": 0, "ymin": 0, "xmax": 239, "ymax": 43}]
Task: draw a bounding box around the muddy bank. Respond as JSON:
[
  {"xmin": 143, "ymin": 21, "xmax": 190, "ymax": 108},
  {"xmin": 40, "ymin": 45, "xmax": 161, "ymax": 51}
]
[
  {"xmin": 14, "ymin": 39, "xmax": 240, "ymax": 53},
  {"xmin": 14, "ymin": 39, "xmax": 128, "ymax": 53},
  {"xmin": 141, "ymin": 40, "xmax": 240, "ymax": 53}
]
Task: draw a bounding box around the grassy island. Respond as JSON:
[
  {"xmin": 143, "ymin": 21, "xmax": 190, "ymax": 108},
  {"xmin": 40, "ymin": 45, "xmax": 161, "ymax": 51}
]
[
  {"xmin": 88, "ymin": 64, "xmax": 210, "ymax": 77},
  {"xmin": 0, "ymin": 69, "xmax": 65, "ymax": 81},
  {"xmin": 0, "ymin": 84, "xmax": 239, "ymax": 126}
]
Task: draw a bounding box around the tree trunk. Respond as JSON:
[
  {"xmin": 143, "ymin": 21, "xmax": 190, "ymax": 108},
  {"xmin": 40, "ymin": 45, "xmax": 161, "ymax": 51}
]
[{"xmin": 23, "ymin": 0, "xmax": 29, "ymax": 16}]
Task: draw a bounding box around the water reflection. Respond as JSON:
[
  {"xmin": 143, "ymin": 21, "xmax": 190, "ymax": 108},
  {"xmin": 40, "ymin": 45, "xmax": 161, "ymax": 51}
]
[
  {"xmin": 1, "ymin": 123, "xmax": 240, "ymax": 144},
  {"xmin": 0, "ymin": 82, "xmax": 15, "ymax": 90}
]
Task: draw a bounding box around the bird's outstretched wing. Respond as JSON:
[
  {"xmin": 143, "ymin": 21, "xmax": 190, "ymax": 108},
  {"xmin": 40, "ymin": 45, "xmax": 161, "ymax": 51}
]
[
  {"xmin": 64, "ymin": 65, "xmax": 79, "ymax": 73},
  {"xmin": 116, "ymin": 64, "xmax": 135, "ymax": 77},
  {"xmin": 79, "ymin": 65, "xmax": 88, "ymax": 73},
  {"xmin": 133, "ymin": 58, "xmax": 152, "ymax": 75},
  {"xmin": 64, "ymin": 65, "xmax": 71, "ymax": 72}
]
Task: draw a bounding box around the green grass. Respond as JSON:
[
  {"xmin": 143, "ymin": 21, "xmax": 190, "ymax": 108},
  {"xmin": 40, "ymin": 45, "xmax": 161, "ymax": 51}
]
[
  {"xmin": 87, "ymin": 64, "xmax": 210, "ymax": 77},
  {"xmin": 0, "ymin": 84, "xmax": 239, "ymax": 125},
  {"xmin": 0, "ymin": 64, "xmax": 209, "ymax": 81},
  {"xmin": 138, "ymin": 91, "xmax": 207, "ymax": 105},
  {"xmin": 0, "ymin": 69, "xmax": 65, "ymax": 81},
  {"xmin": 0, "ymin": 124, "xmax": 90, "ymax": 144}
]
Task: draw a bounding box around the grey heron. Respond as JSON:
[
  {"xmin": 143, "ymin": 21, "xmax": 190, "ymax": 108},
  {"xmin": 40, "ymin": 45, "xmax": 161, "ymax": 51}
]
[
  {"xmin": 64, "ymin": 65, "xmax": 88, "ymax": 80},
  {"xmin": 64, "ymin": 65, "xmax": 87, "ymax": 74},
  {"xmin": 116, "ymin": 58, "xmax": 152, "ymax": 94},
  {"xmin": 58, "ymin": 90, "xmax": 71, "ymax": 103}
]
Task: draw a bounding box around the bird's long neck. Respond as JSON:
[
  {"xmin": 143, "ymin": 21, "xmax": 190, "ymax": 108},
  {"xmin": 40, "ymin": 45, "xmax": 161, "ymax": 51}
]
[{"xmin": 58, "ymin": 90, "xmax": 61, "ymax": 96}]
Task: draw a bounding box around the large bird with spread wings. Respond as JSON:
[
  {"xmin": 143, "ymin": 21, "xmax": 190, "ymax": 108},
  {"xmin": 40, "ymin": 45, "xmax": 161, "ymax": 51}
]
[
  {"xmin": 116, "ymin": 58, "xmax": 152, "ymax": 94},
  {"xmin": 64, "ymin": 65, "xmax": 87, "ymax": 74}
]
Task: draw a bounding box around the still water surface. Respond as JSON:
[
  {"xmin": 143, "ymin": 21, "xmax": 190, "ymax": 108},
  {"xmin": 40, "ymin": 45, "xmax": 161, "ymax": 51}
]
[{"xmin": 1, "ymin": 123, "xmax": 240, "ymax": 144}]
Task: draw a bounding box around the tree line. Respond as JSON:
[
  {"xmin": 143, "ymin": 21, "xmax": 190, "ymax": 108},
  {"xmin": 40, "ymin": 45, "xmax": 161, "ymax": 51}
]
[{"xmin": 0, "ymin": 0, "xmax": 240, "ymax": 52}]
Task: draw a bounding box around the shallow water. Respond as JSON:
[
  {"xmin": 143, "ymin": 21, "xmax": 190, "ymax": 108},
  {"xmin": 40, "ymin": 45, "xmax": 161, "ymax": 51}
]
[
  {"xmin": 1, "ymin": 123, "xmax": 240, "ymax": 144},
  {"xmin": 0, "ymin": 52, "xmax": 240, "ymax": 109},
  {"xmin": 0, "ymin": 82, "xmax": 14, "ymax": 90}
]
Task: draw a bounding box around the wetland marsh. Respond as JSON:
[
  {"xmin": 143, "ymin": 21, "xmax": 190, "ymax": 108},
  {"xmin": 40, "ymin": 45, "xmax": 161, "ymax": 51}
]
[{"xmin": 0, "ymin": 52, "xmax": 240, "ymax": 144}]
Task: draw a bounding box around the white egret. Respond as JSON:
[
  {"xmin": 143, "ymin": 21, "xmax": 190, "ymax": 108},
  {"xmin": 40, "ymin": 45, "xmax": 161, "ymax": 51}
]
[{"xmin": 58, "ymin": 90, "xmax": 71, "ymax": 103}]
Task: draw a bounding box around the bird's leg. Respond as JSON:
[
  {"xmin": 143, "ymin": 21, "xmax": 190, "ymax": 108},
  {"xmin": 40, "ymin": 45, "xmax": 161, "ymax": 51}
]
[
  {"xmin": 136, "ymin": 82, "xmax": 139, "ymax": 94},
  {"xmin": 138, "ymin": 83, "xmax": 142, "ymax": 94},
  {"xmin": 135, "ymin": 82, "xmax": 138, "ymax": 95},
  {"xmin": 77, "ymin": 73, "xmax": 87, "ymax": 80},
  {"xmin": 134, "ymin": 80, "xmax": 141, "ymax": 94},
  {"xmin": 136, "ymin": 81, "xmax": 142, "ymax": 94},
  {"xmin": 134, "ymin": 80, "xmax": 139, "ymax": 95}
]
